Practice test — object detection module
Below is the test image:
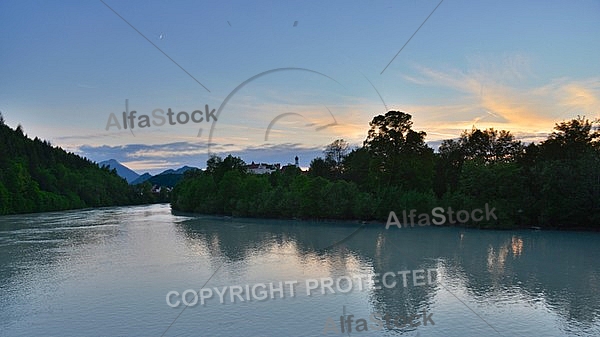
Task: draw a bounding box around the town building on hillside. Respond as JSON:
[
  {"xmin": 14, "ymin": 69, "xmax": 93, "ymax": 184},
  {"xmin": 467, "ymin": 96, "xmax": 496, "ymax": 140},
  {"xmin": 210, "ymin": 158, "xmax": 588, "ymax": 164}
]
[
  {"xmin": 246, "ymin": 161, "xmax": 280, "ymax": 174},
  {"xmin": 281, "ymin": 156, "xmax": 307, "ymax": 174},
  {"xmin": 246, "ymin": 157, "xmax": 302, "ymax": 174}
]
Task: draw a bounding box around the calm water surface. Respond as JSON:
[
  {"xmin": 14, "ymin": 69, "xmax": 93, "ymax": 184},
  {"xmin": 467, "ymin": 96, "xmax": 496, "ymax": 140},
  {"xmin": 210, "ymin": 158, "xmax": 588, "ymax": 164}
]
[{"xmin": 1, "ymin": 204, "xmax": 599, "ymax": 336}]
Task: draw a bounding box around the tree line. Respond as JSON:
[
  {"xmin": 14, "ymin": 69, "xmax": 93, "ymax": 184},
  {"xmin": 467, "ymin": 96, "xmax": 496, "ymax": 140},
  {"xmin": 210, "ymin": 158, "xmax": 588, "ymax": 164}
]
[
  {"xmin": 172, "ymin": 111, "xmax": 600, "ymax": 229},
  {"xmin": 0, "ymin": 114, "xmax": 158, "ymax": 215}
]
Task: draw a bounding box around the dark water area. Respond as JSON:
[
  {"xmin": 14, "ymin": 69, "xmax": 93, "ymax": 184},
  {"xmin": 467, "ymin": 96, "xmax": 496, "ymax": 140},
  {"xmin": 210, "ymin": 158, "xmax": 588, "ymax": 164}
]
[{"xmin": 1, "ymin": 204, "xmax": 599, "ymax": 336}]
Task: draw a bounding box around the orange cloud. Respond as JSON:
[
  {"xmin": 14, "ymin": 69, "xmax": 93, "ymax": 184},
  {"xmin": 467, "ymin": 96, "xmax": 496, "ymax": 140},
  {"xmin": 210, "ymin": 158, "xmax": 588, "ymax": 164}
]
[{"xmin": 402, "ymin": 57, "xmax": 600, "ymax": 143}]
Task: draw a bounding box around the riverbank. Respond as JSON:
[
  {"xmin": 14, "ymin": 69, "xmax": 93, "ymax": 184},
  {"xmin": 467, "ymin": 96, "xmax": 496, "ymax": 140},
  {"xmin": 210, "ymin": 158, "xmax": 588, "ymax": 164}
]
[{"xmin": 170, "ymin": 206, "xmax": 600, "ymax": 232}]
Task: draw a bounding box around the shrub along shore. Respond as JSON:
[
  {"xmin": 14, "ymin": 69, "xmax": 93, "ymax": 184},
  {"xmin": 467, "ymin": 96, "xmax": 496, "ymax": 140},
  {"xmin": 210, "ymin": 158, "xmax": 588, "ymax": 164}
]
[{"xmin": 172, "ymin": 111, "xmax": 600, "ymax": 230}]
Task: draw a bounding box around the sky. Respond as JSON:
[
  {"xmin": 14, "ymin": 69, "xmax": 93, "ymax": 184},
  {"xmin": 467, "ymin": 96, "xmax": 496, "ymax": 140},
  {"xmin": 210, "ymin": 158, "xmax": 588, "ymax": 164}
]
[{"xmin": 1, "ymin": 0, "xmax": 599, "ymax": 174}]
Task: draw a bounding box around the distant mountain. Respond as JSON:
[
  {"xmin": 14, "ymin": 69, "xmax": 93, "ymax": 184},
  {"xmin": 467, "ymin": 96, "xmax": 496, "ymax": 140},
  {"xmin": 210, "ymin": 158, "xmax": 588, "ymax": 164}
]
[
  {"xmin": 131, "ymin": 173, "xmax": 152, "ymax": 185},
  {"xmin": 157, "ymin": 166, "xmax": 198, "ymax": 176},
  {"xmin": 147, "ymin": 174, "xmax": 184, "ymax": 188},
  {"xmin": 98, "ymin": 159, "xmax": 140, "ymax": 183},
  {"xmin": 0, "ymin": 118, "xmax": 141, "ymax": 215},
  {"xmin": 130, "ymin": 166, "xmax": 199, "ymax": 187},
  {"xmin": 157, "ymin": 169, "xmax": 176, "ymax": 175}
]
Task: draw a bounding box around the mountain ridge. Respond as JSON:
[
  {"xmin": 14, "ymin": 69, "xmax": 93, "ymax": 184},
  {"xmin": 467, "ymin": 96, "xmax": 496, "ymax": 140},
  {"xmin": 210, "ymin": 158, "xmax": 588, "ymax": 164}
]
[
  {"xmin": 100, "ymin": 160, "xmax": 199, "ymax": 186},
  {"xmin": 98, "ymin": 159, "xmax": 140, "ymax": 183}
]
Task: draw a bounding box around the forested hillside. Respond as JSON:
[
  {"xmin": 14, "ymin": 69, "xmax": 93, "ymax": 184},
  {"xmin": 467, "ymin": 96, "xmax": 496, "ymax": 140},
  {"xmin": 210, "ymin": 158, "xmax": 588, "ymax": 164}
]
[
  {"xmin": 0, "ymin": 115, "xmax": 146, "ymax": 215},
  {"xmin": 172, "ymin": 111, "xmax": 600, "ymax": 230}
]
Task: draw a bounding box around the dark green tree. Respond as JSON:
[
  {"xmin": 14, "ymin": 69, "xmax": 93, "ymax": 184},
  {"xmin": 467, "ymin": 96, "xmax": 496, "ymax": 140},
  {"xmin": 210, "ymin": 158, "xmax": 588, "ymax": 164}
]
[{"xmin": 364, "ymin": 111, "xmax": 434, "ymax": 190}]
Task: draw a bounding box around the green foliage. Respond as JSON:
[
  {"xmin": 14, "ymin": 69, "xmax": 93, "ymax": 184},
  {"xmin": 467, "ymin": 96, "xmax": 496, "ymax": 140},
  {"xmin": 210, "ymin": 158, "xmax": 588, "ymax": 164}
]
[
  {"xmin": 0, "ymin": 120, "xmax": 148, "ymax": 215},
  {"xmin": 170, "ymin": 114, "xmax": 600, "ymax": 229},
  {"xmin": 206, "ymin": 154, "xmax": 247, "ymax": 183},
  {"xmin": 308, "ymin": 157, "xmax": 334, "ymax": 180},
  {"xmin": 363, "ymin": 111, "xmax": 434, "ymax": 188}
]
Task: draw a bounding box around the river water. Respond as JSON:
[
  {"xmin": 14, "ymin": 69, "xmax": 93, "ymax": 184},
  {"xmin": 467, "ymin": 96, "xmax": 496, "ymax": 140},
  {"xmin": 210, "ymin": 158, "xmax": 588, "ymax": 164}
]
[{"xmin": 1, "ymin": 204, "xmax": 599, "ymax": 336}]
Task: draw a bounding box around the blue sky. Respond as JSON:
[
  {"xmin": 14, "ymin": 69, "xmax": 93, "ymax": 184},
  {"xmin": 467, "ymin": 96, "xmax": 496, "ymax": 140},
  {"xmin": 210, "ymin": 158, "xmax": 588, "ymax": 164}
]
[{"xmin": 1, "ymin": 0, "xmax": 599, "ymax": 174}]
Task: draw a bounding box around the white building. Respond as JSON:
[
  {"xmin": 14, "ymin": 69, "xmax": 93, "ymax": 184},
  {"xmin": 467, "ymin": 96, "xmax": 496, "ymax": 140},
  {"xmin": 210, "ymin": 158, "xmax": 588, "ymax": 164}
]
[{"xmin": 246, "ymin": 162, "xmax": 280, "ymax": 174}]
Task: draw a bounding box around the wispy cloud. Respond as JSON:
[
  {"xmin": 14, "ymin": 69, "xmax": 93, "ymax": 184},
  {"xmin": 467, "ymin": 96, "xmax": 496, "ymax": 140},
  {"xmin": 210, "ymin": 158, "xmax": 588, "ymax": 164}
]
[
  {"xmin": 66, "ymin": 54, "xmax": 600, "ymax": 172},
  {"xmin": 402, "ymin": 54, "xmax": 600, "ymax": 142},
  {"xmin": 77, "ymin": 141, "xmax": 328, "ymax": 174}
]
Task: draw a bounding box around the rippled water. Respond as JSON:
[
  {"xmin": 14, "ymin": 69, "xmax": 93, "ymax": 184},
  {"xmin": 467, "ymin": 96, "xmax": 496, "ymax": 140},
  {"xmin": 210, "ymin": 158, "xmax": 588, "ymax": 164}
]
[{"xmin": 1, "ymin": 204, "xmax": 599, "ymax": 336}]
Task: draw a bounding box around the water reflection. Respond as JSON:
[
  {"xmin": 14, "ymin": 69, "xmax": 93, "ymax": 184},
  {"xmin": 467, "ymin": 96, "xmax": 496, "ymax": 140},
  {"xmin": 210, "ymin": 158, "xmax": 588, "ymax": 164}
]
[
  {"xmin": 176, "ymin": 215, "xmax": 600, "ymax": 333},
  {"xmin": 0, "ymin": 205, "xmax": 598, "ymax": 336},
  {"xmin": 512, "ymin": 236, "xmax": 524, "ymax": 257}
]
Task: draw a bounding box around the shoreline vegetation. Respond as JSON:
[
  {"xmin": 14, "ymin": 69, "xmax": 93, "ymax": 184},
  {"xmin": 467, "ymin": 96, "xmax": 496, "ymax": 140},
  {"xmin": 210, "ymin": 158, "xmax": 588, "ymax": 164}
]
[
  {"xmin": 171, "ymin": 111, "xmax": 600, "ymax": 231},
  {"xmin": 171, "ymin": 212, "xmax": 600, "ymax": 233},
  {"xmin": 0, "ymin": 114, "xmax": 161, "ymax": 215},
  {"xmin": 2, "ymin": 111, "xmax": 599, "ymax": 231}
]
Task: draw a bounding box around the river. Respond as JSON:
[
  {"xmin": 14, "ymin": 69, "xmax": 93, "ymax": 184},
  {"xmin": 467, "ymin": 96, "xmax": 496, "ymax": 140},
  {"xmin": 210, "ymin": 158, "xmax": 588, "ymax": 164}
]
[{"xmin": 1, "ymin": 204, "xmax": 599, "ymax": 336}]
